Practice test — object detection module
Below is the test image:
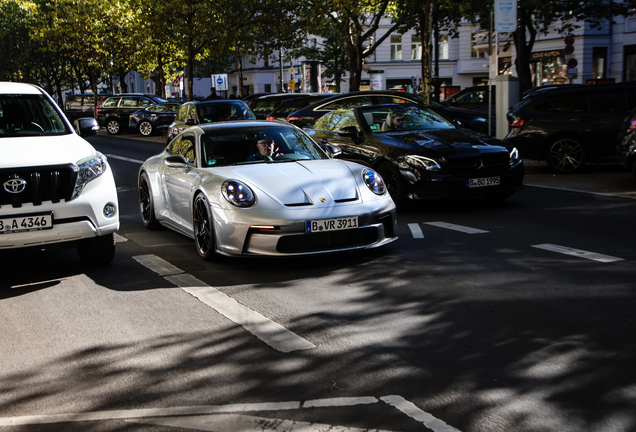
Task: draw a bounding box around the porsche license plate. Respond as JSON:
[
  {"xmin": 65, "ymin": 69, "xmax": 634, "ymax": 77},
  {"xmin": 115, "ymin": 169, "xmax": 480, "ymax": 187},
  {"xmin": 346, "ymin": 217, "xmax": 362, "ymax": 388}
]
[
  {"xmin": 306, "ymin": 216, "xmax": 358, "ymax": 233},
  {"xmin": 468, "ymin": 176, "xmax": 500, "ymax": 188},
  {"xmin": 0, "ymin": 213, "xmax": 53, "ymax": 234}
]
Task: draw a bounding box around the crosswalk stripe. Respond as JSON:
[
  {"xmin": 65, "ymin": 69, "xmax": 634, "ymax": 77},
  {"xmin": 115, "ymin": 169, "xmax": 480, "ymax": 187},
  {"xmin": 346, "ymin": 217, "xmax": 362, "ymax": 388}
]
[
  {"xmin": 424, "ymin": 222, "xmax": 489, "ymax": 234},
  {"xmin": 532, "ymin": 244, "xmax": 624, "ymax": 263}
]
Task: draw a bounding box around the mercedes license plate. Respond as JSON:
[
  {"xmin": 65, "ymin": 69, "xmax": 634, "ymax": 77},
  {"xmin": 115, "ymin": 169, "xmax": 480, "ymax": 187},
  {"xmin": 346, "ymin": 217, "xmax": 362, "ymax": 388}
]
[
  {"xmin": 306, "ymin": 216, "xmax": 358, "ymax": 233},
  {"xmin": 468, "ymin": 176, "xmax": 500, "ymax": 188},
  {"xmin": 0, "ymin": 213, "xmax": 53, "ymax": 234}
]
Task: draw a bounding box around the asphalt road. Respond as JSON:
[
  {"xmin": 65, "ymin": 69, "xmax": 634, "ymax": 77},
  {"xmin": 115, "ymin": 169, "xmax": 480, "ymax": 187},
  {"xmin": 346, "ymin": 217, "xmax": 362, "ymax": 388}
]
[{"xmin": 1, "ymin": 131, "xmax": 635, "ymax": 432}]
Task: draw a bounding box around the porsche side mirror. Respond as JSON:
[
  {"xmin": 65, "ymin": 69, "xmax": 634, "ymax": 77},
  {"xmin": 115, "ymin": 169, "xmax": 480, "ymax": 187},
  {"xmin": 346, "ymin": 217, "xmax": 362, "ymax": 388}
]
[
  {"xmin": 337, "ymin": 126, "xmax": 359, "ymax": 138},
  {"xmin": 165, "ymin": 154, "xmax": 188, "ymax": 167},
  {"xmin": 75, "ymin": 117, "xmax": 99, "ymax": 137}
]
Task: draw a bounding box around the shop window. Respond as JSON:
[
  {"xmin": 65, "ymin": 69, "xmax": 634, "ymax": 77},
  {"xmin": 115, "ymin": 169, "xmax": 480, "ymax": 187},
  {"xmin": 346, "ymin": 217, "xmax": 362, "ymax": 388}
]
[
  {"xmin": 593, "ymin": 47, "xmax": 607, "ymax": 79},
  {"xmin": 624, "ymin": 45, "xmax": 636, "ymax": 81},
  {"xmin": 411, "ymin": 36, "xmax": 422, "ymax": 60},
  {"xmin": 391, "ymin": 35, "xmax": 402, "ymax": 61}
]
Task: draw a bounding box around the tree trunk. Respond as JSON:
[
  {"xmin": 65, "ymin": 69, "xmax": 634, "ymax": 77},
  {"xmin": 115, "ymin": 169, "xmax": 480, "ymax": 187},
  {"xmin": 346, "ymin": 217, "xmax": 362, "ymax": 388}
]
[
  {"xmin": 513, "ymin": 5, "xmax": 533, "ymax": 90},
  {"xmin": 89, "ymin": 66, "xmax": 99, "ymax": 117},
  {"xmin": 236, "ymin": 47, "xmax": 244, "ymax": 97},
  {"xmin": 420, "ymin": 0, "xmax": 433, "ymax": 104},
  {"xmin": 187, "ymin": 34, "xmax": 194, "ymax": 101}
]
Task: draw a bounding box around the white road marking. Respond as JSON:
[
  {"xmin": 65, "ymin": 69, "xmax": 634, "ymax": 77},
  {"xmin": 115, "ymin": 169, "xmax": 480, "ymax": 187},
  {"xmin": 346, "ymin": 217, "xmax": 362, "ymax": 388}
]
[
  {"xmin": 133, "ymin": 254, "xmax": 184, "ymax": 276},
  {"xmin": 115, "ymin": 233, "xmax": 128, "ymax": 243},
  {"xmin": 408, "ymin": 223, "xmax": 424, "ymax": 239},
  {"xmin": 424, "ymin": 222, "xmax": 489, "ymax": 234},
  {"xmin": 531, "ymin": 244, "xmax": 625, "ymax": 263},
  {"xmin": 0, "ymin": 397, "xmax": 462, "ymax": 432},
  {"xmin": 381, "ymin": 396, "xmax": 462, "ymax": 432},
  {"xmin": 105, "ymin": 153, "xmax": 145, "ymax": 164},
  {"xmin": 127, "ymin": 413, "xmax": 393, "ymax": 431},
  {"xmin": 135, "ymin": 255, "xmax": 315, "ymax": 353}
]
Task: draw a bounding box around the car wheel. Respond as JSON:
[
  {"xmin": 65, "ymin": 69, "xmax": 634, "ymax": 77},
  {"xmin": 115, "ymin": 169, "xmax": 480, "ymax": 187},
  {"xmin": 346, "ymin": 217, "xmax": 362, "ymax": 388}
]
[
  {"xmin": 546, "ymin": 137, "xmax": 586, "ymax": 174},
  {"xmin": 139, "ymin": 172, "xmax": 161, "ymax": 229},
  {"xmin": 77, "ymin": 232, "xmax": 116, "ymax": 266},
  {"xmin": 106, "ymin": 118, "xmax": 121, "ymax": 135},
  {"xmin": 139, "ymin": 121, "xmax": 153, "ymax": 136},
  {"xmin": 193, "ymin": 194, "xmax": 216, "ymax": 261},
  {"xmin": 376, "ymin": 162, "xmax": 405, "ymax": 208}
]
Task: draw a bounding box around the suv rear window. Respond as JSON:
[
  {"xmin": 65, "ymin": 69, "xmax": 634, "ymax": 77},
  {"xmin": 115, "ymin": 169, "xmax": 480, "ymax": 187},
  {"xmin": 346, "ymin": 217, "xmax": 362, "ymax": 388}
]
[
  {"xmin": 102, "ymin": 97, "xmax": 119, "ymax": 108},
  {"xmin": 534, "ymin": 93, "xmax": 589, "ymax": 112}
]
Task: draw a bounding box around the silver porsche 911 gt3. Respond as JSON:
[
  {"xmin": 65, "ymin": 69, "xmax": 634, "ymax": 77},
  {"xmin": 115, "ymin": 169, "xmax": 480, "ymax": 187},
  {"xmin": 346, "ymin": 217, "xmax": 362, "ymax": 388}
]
[{"xmin": 138, "ymin": 120, "xmax": 398, "ymax": 259}]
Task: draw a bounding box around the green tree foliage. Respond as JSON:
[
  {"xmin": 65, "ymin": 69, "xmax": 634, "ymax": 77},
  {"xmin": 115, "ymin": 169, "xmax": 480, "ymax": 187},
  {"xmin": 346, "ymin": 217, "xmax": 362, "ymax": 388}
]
[
  {"xmin": 306, "ymin": 0, "xmax": 405, "ymax": 91},
  {"xmin": 0, "ymin": 0, "xmax": 38, "ymax": 82}
]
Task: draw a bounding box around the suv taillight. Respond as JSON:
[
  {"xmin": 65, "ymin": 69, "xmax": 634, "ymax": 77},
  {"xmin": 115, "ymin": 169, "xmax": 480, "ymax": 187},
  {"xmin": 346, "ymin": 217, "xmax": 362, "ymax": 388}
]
[
  {"xmin": 267, "ymin": 116, "xmax": 275, "ymax": 121},
  {"xmin": 511, "ymin": 118, "xmax": 528, "ymax": 128},
  {"xmin": 287, "ymin": 116, "xmax": 300, "ymax": 122},
  {"xmin": 627, "ymin": 118, "xmax": 636, "ymax": 134}
]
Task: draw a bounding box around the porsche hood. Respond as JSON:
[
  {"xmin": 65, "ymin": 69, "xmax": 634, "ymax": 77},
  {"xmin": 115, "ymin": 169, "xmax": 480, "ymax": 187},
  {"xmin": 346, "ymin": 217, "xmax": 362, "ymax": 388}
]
[{"xmin": 218, "ymin": 159, "xmax": 361, "ymax": 206}]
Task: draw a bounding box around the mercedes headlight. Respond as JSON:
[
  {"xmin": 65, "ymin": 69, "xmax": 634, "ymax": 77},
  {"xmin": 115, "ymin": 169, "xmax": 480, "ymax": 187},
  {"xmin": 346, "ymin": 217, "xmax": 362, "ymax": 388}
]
[
  {"xmin": 222, "ymin": 180, "xmax": 256, "ymax": 207},
  {"xmin": 509, "ymin": 147, "xmax": 520, "ymax": 165},
  {"xmin": 404, "ymin": 155, "xmax": 442, "ymax": 171},
  {"xmin": 72, "ymin": 154, "xmax": 108, "ymax": 199},
  {"xmin": 362, "ymin": 169, "xmax": 386, "ymax": 195}
]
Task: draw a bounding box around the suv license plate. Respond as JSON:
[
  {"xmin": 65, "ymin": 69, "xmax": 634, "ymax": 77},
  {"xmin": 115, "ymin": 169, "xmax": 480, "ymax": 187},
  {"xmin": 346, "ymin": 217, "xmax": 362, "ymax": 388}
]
[
  {"xmin": 468, "ymin": 176, "xmax": 500, "ymax": 188},
  {"xmin": 0, "ymin": 214, "xmax": 53, "ymax": 234},
  {"xmin": 306, "ymin": 216, "xmax": 358, "ymax": 233}
]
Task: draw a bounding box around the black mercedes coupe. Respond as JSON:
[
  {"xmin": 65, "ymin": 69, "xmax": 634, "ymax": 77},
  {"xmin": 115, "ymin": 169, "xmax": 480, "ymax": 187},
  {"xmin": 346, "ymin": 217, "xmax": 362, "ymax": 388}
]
[{"xmin": 306, "ymin": 104, "xmax": 524, "ymax": 206}]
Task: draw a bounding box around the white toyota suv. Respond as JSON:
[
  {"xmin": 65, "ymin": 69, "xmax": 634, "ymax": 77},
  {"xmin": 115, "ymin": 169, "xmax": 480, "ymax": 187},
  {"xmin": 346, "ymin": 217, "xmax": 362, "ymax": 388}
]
[{"xmin": 0, "ymin": 82, "xmax": 119, "ymax": 266}]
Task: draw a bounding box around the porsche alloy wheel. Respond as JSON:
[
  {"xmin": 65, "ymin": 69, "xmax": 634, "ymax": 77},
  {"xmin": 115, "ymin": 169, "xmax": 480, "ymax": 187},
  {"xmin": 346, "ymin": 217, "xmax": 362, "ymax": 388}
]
[
  {"xmin": 546, "ymin": 137, "xmax": 586, "ymax": 174},
  {"xmin": 139, "ymin": 121, "xmax": 153, "ymax": 136},
  {"xmin": 139, "ymin": 172, "xmax": 160, "ymax": 229},
  {"xmin": 193, "ymin": 194, "xmax": 216, "ymax": 261}
]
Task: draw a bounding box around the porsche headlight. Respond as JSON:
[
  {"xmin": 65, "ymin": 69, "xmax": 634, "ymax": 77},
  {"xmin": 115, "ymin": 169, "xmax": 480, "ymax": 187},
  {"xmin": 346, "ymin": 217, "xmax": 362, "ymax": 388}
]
[
  {"xmin": 72, "ymin": 154, "xmax": 108, "ymax": 199},
  {"xmin": 362, "ymin": 169, "xmax": 386, "ymax": 195},
  {"xmin": 509, "ymin": 147, "xmax": 520, "ymax": 165},
  {"xmin": 404, "ymin": 155, "xmax": 441, "ymax": 171},
  {"xmin": 222, "ymin": 180, "xmax": 255, "ymax": 207}
]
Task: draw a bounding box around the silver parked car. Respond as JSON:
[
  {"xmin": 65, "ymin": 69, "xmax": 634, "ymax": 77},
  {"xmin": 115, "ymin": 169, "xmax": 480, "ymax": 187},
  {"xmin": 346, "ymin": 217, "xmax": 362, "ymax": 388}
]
[{"xmin": 138, "ymin": 120, "xmax": 397, "ymax": 259}]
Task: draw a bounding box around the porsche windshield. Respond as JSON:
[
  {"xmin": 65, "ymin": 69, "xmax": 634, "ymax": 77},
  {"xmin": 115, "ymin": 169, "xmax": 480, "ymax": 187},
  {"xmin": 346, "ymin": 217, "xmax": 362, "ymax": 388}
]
[
  {"xmin": 0, "ymin": 95, "xmax": 71, "ymax": 137},
  {"xmin": 202, "ymin": 125, "xmax": 329, "ymax": 167}
]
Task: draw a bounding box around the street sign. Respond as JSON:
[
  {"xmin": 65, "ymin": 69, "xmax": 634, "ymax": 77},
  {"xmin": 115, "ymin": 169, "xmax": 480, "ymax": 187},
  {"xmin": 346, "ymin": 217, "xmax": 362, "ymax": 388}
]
[
  {"xmin": 210, "ymin": 74, "xmax": 228, "ymax": 91},
  {"xmin": 171, "ymin": 77, "xmax": 180, "ymax": 87},
  {"xmin": 495, "ymin": 0, "xmax": 517, "ymax": 32},
  {"xmin": 289, "ymin": 68, "xmax": 295, "ymax": 74},
  {"xmin": 567, "ymin": 58, "xmax": 578, "ymax": 69},
  {"xmin": 288, "ymin": 80, "xmax": 295, "ymax": 90}
]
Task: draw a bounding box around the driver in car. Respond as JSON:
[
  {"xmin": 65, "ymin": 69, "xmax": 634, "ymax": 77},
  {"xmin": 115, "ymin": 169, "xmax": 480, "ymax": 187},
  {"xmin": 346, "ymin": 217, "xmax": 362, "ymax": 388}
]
[{"xmin": 247, "ymin": 134, "xmax": 282, "ymax": 161}]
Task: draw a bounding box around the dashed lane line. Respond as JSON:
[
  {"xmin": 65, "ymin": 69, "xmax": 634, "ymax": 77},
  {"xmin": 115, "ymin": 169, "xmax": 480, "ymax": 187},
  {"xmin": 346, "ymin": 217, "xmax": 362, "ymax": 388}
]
[
  {"xmin": 132, "ymin": 254, "xmax": 316, "ymax": 353},
  {"xmin": 105, "ymin": 153, "xmax": 145, "ymax": 164},
  {"xmin": 423, "ymin": 222, "xmax": 489, "ymax": 234},
  {"xmin": 0, "ymin": 396, "xmax": 462, "ymax": 432},
  {"xmin": 532, "ymin": 244, "xmax": 625, "ymax": 263}
]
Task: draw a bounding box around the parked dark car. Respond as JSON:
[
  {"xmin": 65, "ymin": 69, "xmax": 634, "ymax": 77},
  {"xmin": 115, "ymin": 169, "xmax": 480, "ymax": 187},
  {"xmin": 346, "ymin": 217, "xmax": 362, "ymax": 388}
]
[
  {"xmin": 286, "ymin": 90, "xmax": 493, "ymax": 134},
  {"xmin": 306, "ymin": 104, "xmax": 524, "ymax": 206},
  {"xmin": 505, "ymin": 82, "xmax": 636, "ymax": 173},
  {"xmin": 249, "ymin": 93, "xmax": 324, "ymax": 119},
  {"xmin": 97, "ymin": 93, "xmax": 167, "ymax": 135},
  {"xmin": 129, "ymin": 102, "xmax": 181, "ymax": 136},
  {"xmin": 440, "ymin": 85, "xmax": 496, "ymax": 114},
  {"xmin": 265, "ymin": 95, "xmax": 332, "ymax": 121},
  {"xmin": 616, "ymin": 109, "xmax": 636, "ymax": 180},
  {"xmin": 166, "ymin": 99, "xmax": 256, "ymax": 143},
  {"xmin": 64, "ymin": 93, "xmax": 107, "ymax": 123},
  {"xmin": 241, "ymin": 93, "xmax": 270, "ymax": 104}
]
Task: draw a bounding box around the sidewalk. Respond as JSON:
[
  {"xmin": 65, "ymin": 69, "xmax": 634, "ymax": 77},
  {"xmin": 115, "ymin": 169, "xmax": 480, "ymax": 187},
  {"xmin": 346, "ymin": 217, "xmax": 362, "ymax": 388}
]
[{"xmin": 523, "ymin": 160, "xmax": 636, "ymax": 200}]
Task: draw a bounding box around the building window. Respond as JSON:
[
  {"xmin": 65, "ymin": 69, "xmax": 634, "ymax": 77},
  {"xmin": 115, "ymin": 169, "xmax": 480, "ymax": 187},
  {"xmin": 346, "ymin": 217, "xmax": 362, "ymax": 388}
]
[
  {"xmin": 391, "ymin": 35, "xmax": 402, "ymax": 61},
  {"xmin": 471, "ymin": 33, "xmax": 486, "ymax": 58},
  {"xmin": 439, "ymin": 35, "xmax": 449, "ymax": 60},
  {"xmin": 593, "ymin": 47, "xmax": 607, "ymax": 79},
  {"xmin": 411, "ymin": 36, "xmax": 422, "ymax": 60},
  {"xmin": 264, "ymin": 84, "xmax": 271, "ymax": 93},
  {"xmin": 625, "ymin": 45, "xmax": 636, "ymax": 81}
]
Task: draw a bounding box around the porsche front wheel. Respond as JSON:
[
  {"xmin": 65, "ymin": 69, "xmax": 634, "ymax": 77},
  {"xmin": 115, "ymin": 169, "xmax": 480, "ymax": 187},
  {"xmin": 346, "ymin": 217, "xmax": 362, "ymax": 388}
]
[
  {"xmin": 376, "ymin": 162, "xmax": 405, "ymax": 208},
  {"xmin": 139, "ymin": 172, "xmax": 161, "ymax": 229},
  {"xmin": 193, "ymin": 194, "xmax": 216, "ymax": 261}
]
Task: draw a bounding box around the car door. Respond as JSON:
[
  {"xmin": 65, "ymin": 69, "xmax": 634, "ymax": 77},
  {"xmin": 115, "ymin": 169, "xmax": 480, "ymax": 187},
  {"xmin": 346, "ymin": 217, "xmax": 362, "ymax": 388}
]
[
  {"xmin": 162, "ymin": 133, "xmax": 199, "ymax": 230},
  {"xmin": 587, "ymin": 88, "xmax": 633, "ymax": 158},
  {"xmin": 310, "ymin": 110, "xmax": 371, "ymax": 166}
]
